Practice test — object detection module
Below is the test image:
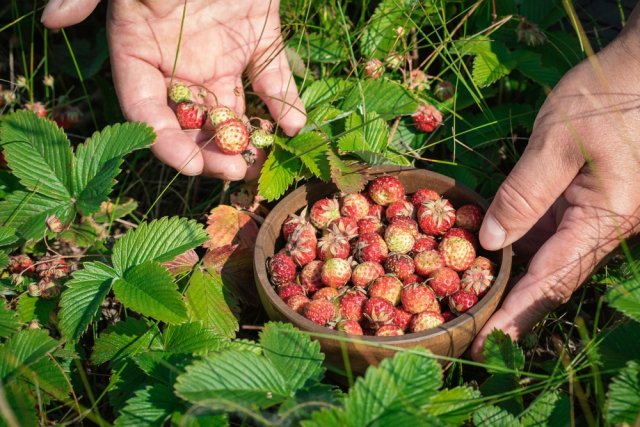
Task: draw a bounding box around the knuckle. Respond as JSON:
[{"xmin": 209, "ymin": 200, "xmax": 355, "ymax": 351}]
[{"xmin": 495, "ymin": 177, "xmax": 545, "ymax": 227}]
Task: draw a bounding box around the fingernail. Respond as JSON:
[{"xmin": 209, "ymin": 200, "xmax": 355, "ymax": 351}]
[{"xmin": 480, "ymin": 214, "xmax": 506, "ymax": 250}]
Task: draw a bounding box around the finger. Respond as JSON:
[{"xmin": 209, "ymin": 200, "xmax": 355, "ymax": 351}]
[
  {"xmin": 206, "ymin": 76, "xmax": 246, "ymax": 115},
  {"xmin": 470, "ymin": 204, "xmax": 620, "ymax": 361},
  {"xmin": 41, "ymin": 0, "xmax": 100, "ymax": 29},
  {"xmin": 244, "ymin": 144, "xmax": 267, "ymax": 181}
]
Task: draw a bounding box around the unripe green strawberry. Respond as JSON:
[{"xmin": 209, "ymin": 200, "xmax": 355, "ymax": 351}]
[
  {"xmin": 214, "ymin": 118, "xmax": 249, "ymax": 155},
  {"xmin": 209, "ymin": 105, "xmax": 236, "ymax": 127},
  {"xmin": 250, "ymin": 129, "xmax": 274, "ymax": 149},
  {"xmin": 168, "ymin": 82, "xmax": 192, "ymax": 103},
  {"xmin": 384, "ymin": 223, "xmax": 415, "ymax": 254}
]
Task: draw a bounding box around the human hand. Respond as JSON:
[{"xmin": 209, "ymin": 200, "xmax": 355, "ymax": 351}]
[
  {"xmin": 41, "ymin": 0, "xmax": 306, "ymax": 180},
  {"xmin": 470, "ymin": 18, "xmax": 640, "ymax": 360}
]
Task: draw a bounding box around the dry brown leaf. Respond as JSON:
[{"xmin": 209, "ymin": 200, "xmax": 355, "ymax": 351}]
[{"xmin": 203, "ymin": 205, "xmax": 259, "ymax": 251}]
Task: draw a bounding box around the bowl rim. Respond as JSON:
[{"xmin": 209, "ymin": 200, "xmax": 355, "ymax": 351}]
[{"xmin": 254, "ymin": 166, "xmax": 512, "ymax": 346}]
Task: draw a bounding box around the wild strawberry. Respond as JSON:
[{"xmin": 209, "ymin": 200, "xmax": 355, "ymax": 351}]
[
  {"xmin": 249, "ymin": 129, "xmax": 274, "ymax": 149},
  {"xmin": 208, "ymin": 105, "xmax": 237, "ymax": 127},
  {"xmin": 357, "ymin": 216, "xmax": 384, "ymax": 235},
  {"xmin": 327, "ymin": 217, "xmax": 359, "ymax": 240},
  {"xmin": 299, "ymin": 260, "xmax": 324, "ymax": 294},
  {"xmin": 417, "ymin": 197, "xmax": 456, "ymax": 236},
  {"xmin": 317, "ymin": 232, "xmax": 350, "ymax": 261},
  {"xmin": 412, "ymin": 104, "xmax": 443, "ymax": 133},
  {"xmin": 286, "ymin": 224, "xmax": 318, "ymax": 267},
  {"xmin": 214, "ymin": 118, "xmax": 249, "ymax": 155},
  {"xmin": 410, "ymin": 310, "xmax": 445, "ymax": 332},
  {"xmin": 52, "ymin": 106, "xmax": 83, "ymax": 130},
  {"xmin": 402, "ymin": 274, "xmax": 422, "ymax": 286},
  {"xmin": 39, "ymin": 279, "xmax": 61, "ymax": 299},
  {"xmin": 282, "ymin": 209, "xmax": 309, "ymax": 241},
  {"xmin": 447, "ymin": 289, "xmax": 478, "ymax": 314},
  {"xmin": 413, "ymin": 250, "xmax": 445, "ymax": 277},
  {"xmin": 384, "ymin": 254, "xmax": 415, "ymax": 280},
  {"xmin": 367, "ymin": 201, "xmax": 385, "ymax": 219},
  {"xmin": 428, "ymin": 267, "xmax": 460, "ymax": 298},
  {"xmin": 455, "ymin": 204, "xmax": 484, "ymax": 232},
  {"xmin": 287, "ymin": 294, "xmax": 310, "ymax": 314},
  {"xmin": 338, "ymin": 319, "xmax": 364, "ymax": 335},
  {"xmin": 24, "ymin": 102, "xmax": 47, "ymax": 118},
  {"xmin": 27, "ymin": 283, "xmax": 41, "ymax": 297},
  {"xmin": 303, "ymin": 299, "xmax": 337, "ymax": 326},
  {"xmin": 441, "ymin": 310, "xmax": 456, "ymax": 322},
  {"xmin": 340, "ymin": 193, "xmax": 370, "ymax": 220},
  {"xmin": 354, "ymin": 233, "xmax": 388, "ymax": 263},
  {"xmin": 368, "ymin": 176, "xmax": 405, "ymax": 206},
  {"xmin": 461, "ymin": 267, "xmax": 494, "ymax": 297},
  {"xmin": 385, "ymin": 52, "xmax": 404, "ymax": 70},
  {"xmin": 411, "ymin": 188, "xmax": 440, "ymax": 207},
  {"xmin": 443, "ymin": 228, "xmax": 478, "ymax": 251},
  {"xmin": 363, "ymin": 297, "xmax": 395, "ymax": 330},
  {"xmin": 351, "ymin": 261, "xmax": 385, "ymax": 288},
  {"xmin": 268, "ymin": 252, "xmax": 297, "ymax": 285},
  {"xmin": 393, "ymin": 307, "xmax": 414, "ymax": 331},
  {"xmin": 364, "ymin": 58, "xmax": 385, "ymax": 79},
  {"xmin": 385, "ymin": 200, "xmax": 414, "ymax": 221},
  {"xmin": 375, "ymin": 325, "xmax": 404, "ymax": 336},
  {"xmin": 168, "ymin": 82, "xmax": 192, "ymax": 103},
  {"xmin": 320, "ymin": 258, "xmax": 351, "ymax": 288},
  {"xmin": 8, "ymin": 255, "xmax": 35, "ymax": 275},
  {"xmin": 176, "ymin": 102, "xmax": 206, "ymax": 129},
  {"xmin": 313, "ymin": 287, "xmax": 340, "ymax": 301},
  {"xmin": 434, "ymin": 81, "xmax": 454, "ymax": 101},
  {"xmin": 470, "ymin": 256, "xmax": 496, "ymax": 275},
  {"xmin": 517, "ymin": 18, "xmax": 547, "ymax": 47},
  {"xmin": 368, "ymin": 275, "xmax": 403, "ymax": 305},
  {"xmin": 408, "ymin": 69, "xmax": 429, "ymax": 92},
  {"xmin": 389, "ymin": 216, "xmax": 420, "ymax": 237},
  {"xmin": 384, "ymin": 223, "xmax": 415, "ymax": 254},
  {"xmin": 339, "ymin": 288, "xmax": 368, "ymax": 321},
  {"xmin": 439, "ymin": 236, "xmax": 475, "ymax": 272},
  {"xmin": 411, "ymin": 234, "xmax": 438, "ymax": 254},
  {"xmin": 37, "ymin": 256, "xmax": 69, "ymax": 279},
  {"xmin": 310, "ymin": 198, "xmax": 340, "ymax": 229},
  {"xmin": 278, "ymin": 283, "xmax": 305, "ymax": 302},
  {"xmin": 401, "ymin": 283, "xmax": 437, "ymax": 314}
]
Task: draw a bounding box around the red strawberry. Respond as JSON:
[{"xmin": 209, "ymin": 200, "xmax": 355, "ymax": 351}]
[
  {"xmin": 441, "ymin": 310, "xmax": 456, "ymax": 322},
  {"xmin": 401, "ymin": 283, "xmax": 437, "ymax": 314},
  {"xmin": 299, "ymin": 260, "xmax": 324, "ymax": 294},
  {"xmin": 317, "ymin": 232, "xmax": 350, "ymax": 261},
  {"xmin": 287, "ymin": 294, "xmax": 310, "ymax": 313},
  {"xmin": 310, "ymin": 198, "xmax": 341, "ymax": 229},
  {"xmin": 320, "ymin": 258, "xmax": 351, "ymax": 288},
  {"xmin": 338, "ymin": 319, "xmax": 364, "ymax": 335},
  {"xmin": 351, "ymin": 261, "xmax": 385, "ymax": 288},
  {"xmin": 411, "ymin": 234, "xmax": 438, "ymax": 254},
  {"xmin": 363, "ymin": 297, "xmax": 395, "ymax": 330},
  {"xmin": 357, "ymin": 216, "xmax": 384, "ymax": 235},
  {"xmin": 443, "ymin": 227, "xmax": 478, "ymax": 251},
  {"xmin": 384, "ymin": 254, "xmax": 415, "ymax": 280},
  {"xmin": 313, "ymin": 287, "xmax": 340, "ymax": 301},
  {"xmin": 418, "ymin": 197, "xmax": 456, "ymax": 236},
  {"xmin": 384, "ymin": 223, "xmax": 415, "ymax": 254},
  {"xmin": 286, "ymin": 224, "xmax": 318, "ymax": 267},
  {"xmin": 393, "ymin": 307, "xmax": 414, "ymax": 331},
  {"xmin": 339, "ymin": 288, "xmax": 368, "ymax": 321},
  {"xmin": 303, "ymin": 299, "xmax": 337, "ymax": 326},
  {"xmin": 389, "ymin": 216, "xmax": 419, "ymax": 237},
  {"xmin": 368, "ymin": 176, "xmax": 405, "ymax": 206},
  {"xmin": 410, "ymin": 310, "xmax": 445, "ymax": 332},
  {"xmin": 327, "ymin": 216, "xmax": 359, "ymax": 240},
  {"xmin": 354, "ymin": 233, "xmax": 388, "ymax": 263},
  {"xmin": 176, "ymin": 102, "xmax": 206, "ymax": 129},
  {"xmin": 455, "ymin": 204, "xmax": 484, "ymax": 232},
  {"xmin": 412, "ymin": 104, "xmax": 443, "ymax": 133},
  {"xmin": 429, "ymin": 267, "xmax": 460, "ymax": 297},
  {"xmin": 368, "ymin": 275, "xmax": 403, "ymax": 305},
  {"xmin": 24, "ymin": 102, "xmax": 47, "ymax": 118},
  {"xmin": 340, "ymin": 193, "xmax": 370, "ymax": 219},
  {"xmin": 470, "ymin": 256, "xmax": 496, "ymax": 275},
  {"xmin": 461, "ymin": 267, "xmax": 494, "ymax": 296},
  {"xmin": 411, "ymin": 188, "xmax": 439, "ymax": 207},
  {"xmin": 402, "ymin": 274, "xmax": 422, "ymax": 286},
  {"xmin": 385, "ymin": 200, "xmax": 414, "ymax": 221},
  {"xmin": 214, "ymin": 118, "xmax": 249, "ymax": 154},
  {"xmin": 8, "ymin": 255, "xmax": 35, "ymax": 275},
  {"xmin": 268, "ymin": 252, "xmax": 297, "ymax": 285},
  {"xmin": 413, "ymin": 250, "xmax": 445, "ymax": 277},
  {"xmin": 208, "ymin": 105, "xmax": 236, "ymax": 127},
  {"xmin": 278, "ymin": 283, "xmax": 305, "ymax": 302},
  {"xmin": 439, "ymin": 236, "xmax": 476, "ymax": 272},
  {"xmin": 282, "ymin": 209, "xmax": 309, "ymax": 241},
  {"xmin": 447, "ymin": 289, "xmax": 478, "ymax": 314},
  {"xmin": 367, "ymin": 202, "xmax": 385, "ymax": 219},
  {"xmin": 375, "ymin": 325, "xmax": 404, "ymax": 336},
  {"xmin": 52, "ymin": 106, "xmax": 83, "ymax": 130},
  {"xmin": 364, "ymin": 58, "xmax": 384, "ymax": 79}
]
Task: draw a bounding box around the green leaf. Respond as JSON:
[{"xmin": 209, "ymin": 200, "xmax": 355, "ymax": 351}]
[
  {"xmin": 473, "ymin": 52, "xmax": 511, "ymax": 88},
  {"xmin": 521, "ymin": 391, "xmax": 560, "ymax": 427},
  {"xmin": 21, "ymin": 356, "xmax": 70, "ymax": 400},
  {"xmin": 483, "ymin": 329, "xmax": 525, "ymax": 374},
  {"xmin": 115, "ymin": 384, "xmax": 182, "ymax": 427},
  {"xmin": 259, "ymin": 322, "xmax": 324, "ymax": 391},
  {"xmin": 607, "ymin": 279, "xmax": 640, "ymax": 323},
  {"xmin": 163, "ymin": 322, "xmax": 226, "ymax": 354},
  {"xmin": 91, "ymin": 318, "xmax": 162, "ymax": 365},
  {"xmin": 73, "ymin": 122, "xmax": 155, "ymax": 214},
  {"xmin": 301, "ymin": 407, "xmax": 348, "ymax": 427},
  {"xmin": 301, "ymin": 78, "xmax": 353, "ymax": 110},
  {"xmin": 258, "ymin": 145, "xmax": 302, "ymax": 202},
  {"xmin": 0, "ymin": 329, "xmax": 59, "ymax": 383},
  {"xmin": 16, "ymin": 295, "xmax": 57, "ymax": 325},
  {"xmin": 281, "ymin": 132, "xmax": 331, "ymax": 181},
  {"xmin": 0, "ymin": 226, "xmax": 18, "ymax": 247},
  {"xmin": 327, "ymin": 150, "xmax": 367, "ymax": 194},
  {"xmin": 0, "ymin": 191, "xmax": 74, "ymax": 241},
  {"xmin": 185, "ymin": 270, "xmax": 239, "ymax": 339},
  {"xmin": 112, "ymin": 261, "xmax": 188, "ymax": 324},
  {"xmin": 597, "ymin": 321, "xmax": 640, "ymax": 370},
  {"xmin": 0, "ymin": 111, "xmax": 72, "ymax": 200},
  {"xmin": 424, "ymin": 386, "xmax": 481, "ymax": 426},
  {"xmin": 342, "ymin": 79, "xmax": 419, "ymax": 119},
  {"xmin": 512, "ymin": 51, "xmax": 561, "ymax": 88},
  {"xmin": 473, "ymin": 405, "xmax": 520, "ymax": 427},
  {"xmin": 93, "ymin": 197, "xmax": 138, "ymax": 223},
  {"xmin": 607, "ymin": 360, "xmax": 640, "ymax": 424},
  {"xmin": 360, "ymin": 0, "xmax": 420, "ymax": 59},
  {"xmin": 58, "ymin": 262, "xmax": 116, "ymax": 341},
  {"xmin": 289, "ymin": 33, "xmax": 347, "ymax": 63},
  {"xmin": 362, "ymin": 111, "xmax": 390, "ymax": 153},
  {"xmin": 0, "ymin": 252, "xmax": 8, "ymax": 271},
  {"xmin": 2, "ymin": 383, "xmax": 37, "ymax": 427},
  {"xmin": 112, "ymin": 217, "xmax": 208, "ymax": 274},
  {"xmin": 0, "ymin": 302, "xmax": 19, "ymax": 338},
  {"xmin": 337, "ymin": 131, "xmax": 369, "ymax": 153},
  {"xmin": 133, "ymin": 351, "xmax": 196, "ymax": 385},
  {"xmin": 108, "ymin": 361, "xmax": 148, "ymax": 413},
  {"xmin": 175, "ymin": 349, "xmax": 291, "ymax": 409}
]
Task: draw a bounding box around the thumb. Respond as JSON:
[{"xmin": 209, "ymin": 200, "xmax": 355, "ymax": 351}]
[{"xmin": 41, "ymin": 0, "xmax": 100, "ymax": 29}]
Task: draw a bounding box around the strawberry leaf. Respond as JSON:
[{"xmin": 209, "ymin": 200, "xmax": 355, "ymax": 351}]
[
  {"xmin": 0, "ymin": 191, "xmax": 75, "ymax": 241},
  {"xmin": 606, "ymin": 360, "xmax": 640, "ymax": 425},
  {"xmin": 300, "ymin": 78, "xmax": 353, "ymax": 110},
  {"xmin": 91, "ymin": 318, "xmax": 162, "ymax": 365},
  {"xmin": 281, "ymin": 132, "xmax": 331, "ymax": 181},
  {"xmin": 162, "ymin": 322, "xmax": 227, "ymax": 354},
  {"xmin": 114, "ymin": 384, "xmax": 183, "ymax": 427},
  {"xmin": 473, "ymin": 405, "xmax": 520, "ymax": 427},
  {"xmin": 483, "ymin": 329, "xmax": 525, "ymax": 374},
  {"xmin": 425, "ymin": 386, "xmax": 482, "ymax": 425},
  {"xmin": 327, "ymin": 149, "xmax": 367, "ymax": 194},
  {"xmin": 0, "ymin": 302, "xmax": 19, "ymax": 338},
  {"xmin": 258, "ymin": 145, "xmax": 302, "ymax": 202},
  {"xmin": 341, "ymin": 80, "xmax": 419, "ymax": 120},
  {"xmin": 203, "ymin": 205, "xmax": 259, "ymax": 251},
  {"xmin": 0, "ymin": 329, "xmax": 59, "ymax": 383},
  {"xmin": 606, "ymin": 279, "xmax": 640, "ymax": 323}
]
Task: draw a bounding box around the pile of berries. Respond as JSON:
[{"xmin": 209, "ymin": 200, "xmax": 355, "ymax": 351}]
[
  {"xmin": 267, "ymin": 175, "xmax": 497, "ymax": 336},
  {"xmin": 169, "ymin": 82, "xmax": 274, "ymax": 156},
  {"xmin": 7, "ymin": 254, "xmax": 69, "ymax": 299}
]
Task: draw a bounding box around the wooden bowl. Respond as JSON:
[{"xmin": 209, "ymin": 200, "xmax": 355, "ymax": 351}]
[{"xmin": 254, "ymin": 166, "xmax": 512, "ymax": 375}]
